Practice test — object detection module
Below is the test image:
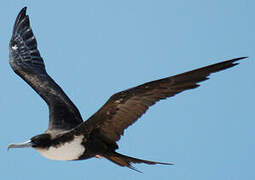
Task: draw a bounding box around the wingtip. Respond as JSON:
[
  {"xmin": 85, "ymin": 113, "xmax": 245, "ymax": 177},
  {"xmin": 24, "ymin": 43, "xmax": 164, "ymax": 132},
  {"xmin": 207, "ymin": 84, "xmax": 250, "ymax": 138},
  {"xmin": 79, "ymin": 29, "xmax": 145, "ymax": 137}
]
[
  {"xmin": 234, "ymin": 56, "xmax": 248, "ymax": 61},
  {"xmin": 12, "ymin": 7, "xmax": 29, "ymax": 37},
  {"xmin": 230, "ymin": 56, "xmax": 248, "ymax": 64},
  {"xmin": 21, "ymin": 6, "xmax": 27, "ymax": 12},
  {"xmin": 17, "ymin": 6, "xmax": 27, "ymax": 19},
  {"xmin": 216, "ymin": 56, "xmax": 248, "ymax": 68},
  {"xmin": 229, "ymin": 56, "xmax": 248, "ymax": 67},
  {"xmin": 160, "ymin": 162, "xmax": 174, "ymax": 165}
]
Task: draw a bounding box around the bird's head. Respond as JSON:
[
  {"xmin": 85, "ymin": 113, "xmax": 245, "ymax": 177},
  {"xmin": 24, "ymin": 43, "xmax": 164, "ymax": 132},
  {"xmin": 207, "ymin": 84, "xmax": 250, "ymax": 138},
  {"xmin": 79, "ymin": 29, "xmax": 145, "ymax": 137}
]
[{"xmin": 8, "ymin": 133, "xmax": 52, "ymax": 150}]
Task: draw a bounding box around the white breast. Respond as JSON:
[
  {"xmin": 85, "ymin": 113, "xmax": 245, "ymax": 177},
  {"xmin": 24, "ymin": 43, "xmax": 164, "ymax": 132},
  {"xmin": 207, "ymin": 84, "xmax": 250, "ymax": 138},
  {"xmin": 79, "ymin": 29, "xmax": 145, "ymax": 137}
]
[{"xmin": 36, "ymin": 135, "xmax": 85, "ymax": 161}]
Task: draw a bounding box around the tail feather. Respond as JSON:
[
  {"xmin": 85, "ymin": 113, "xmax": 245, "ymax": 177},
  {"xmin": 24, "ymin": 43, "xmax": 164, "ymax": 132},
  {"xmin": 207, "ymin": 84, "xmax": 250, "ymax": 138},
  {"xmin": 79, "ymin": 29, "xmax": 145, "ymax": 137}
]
[{"xmin": 103, "ymin": 152, "xmax": 173, "ymax": 172}]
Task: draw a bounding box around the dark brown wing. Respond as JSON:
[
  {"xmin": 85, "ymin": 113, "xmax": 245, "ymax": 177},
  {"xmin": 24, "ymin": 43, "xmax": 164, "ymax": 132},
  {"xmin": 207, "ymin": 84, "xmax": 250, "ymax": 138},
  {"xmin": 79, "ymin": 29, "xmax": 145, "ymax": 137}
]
[
  {"xmin": 9, "ymin": 7, "xmax": 83, "ymax": 131},
  {"xmin": 78, "ymin": 57, "xmax": 246, "ymax": 143}
]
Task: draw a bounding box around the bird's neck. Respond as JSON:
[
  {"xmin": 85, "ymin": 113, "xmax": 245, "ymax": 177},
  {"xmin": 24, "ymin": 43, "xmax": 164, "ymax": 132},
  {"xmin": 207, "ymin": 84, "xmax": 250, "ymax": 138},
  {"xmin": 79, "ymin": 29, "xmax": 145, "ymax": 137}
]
[{"xmin": 36, "ymin": 135, "xmax": 85, "ymax": 161}]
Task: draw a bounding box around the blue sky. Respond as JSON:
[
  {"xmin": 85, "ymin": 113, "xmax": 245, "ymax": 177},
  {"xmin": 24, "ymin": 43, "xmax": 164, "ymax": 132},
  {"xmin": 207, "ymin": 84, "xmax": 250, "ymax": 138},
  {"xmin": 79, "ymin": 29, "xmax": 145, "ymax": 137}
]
[{"xmin": 0, "ymin": 1, "xmax": 254, "ymax": 179}]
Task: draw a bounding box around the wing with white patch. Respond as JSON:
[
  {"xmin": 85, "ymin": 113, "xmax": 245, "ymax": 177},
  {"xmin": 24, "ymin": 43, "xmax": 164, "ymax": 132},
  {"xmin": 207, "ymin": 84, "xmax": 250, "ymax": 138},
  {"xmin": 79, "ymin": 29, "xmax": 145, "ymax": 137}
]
[{"xmin": 9, "ymin": 7, "xmax": 83, "ymax": 130}]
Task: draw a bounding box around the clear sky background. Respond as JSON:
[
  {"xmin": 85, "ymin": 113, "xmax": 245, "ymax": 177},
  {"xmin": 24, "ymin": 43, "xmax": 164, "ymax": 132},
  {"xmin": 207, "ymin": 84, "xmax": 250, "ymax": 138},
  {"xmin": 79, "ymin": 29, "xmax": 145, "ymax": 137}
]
[{"xmin": 0, "ymin": 1, "xmax": 254, "ymax": 180}]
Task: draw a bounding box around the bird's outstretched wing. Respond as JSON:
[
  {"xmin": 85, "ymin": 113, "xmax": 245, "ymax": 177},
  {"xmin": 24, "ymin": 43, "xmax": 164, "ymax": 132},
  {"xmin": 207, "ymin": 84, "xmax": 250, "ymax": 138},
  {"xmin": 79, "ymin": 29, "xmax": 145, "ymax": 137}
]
[
  {"xmin": 9, "ymin": 7, "xmax": 83, "ymax": 131},
  {"xmin": 79, "ymin": 57, "xmax": 246, "ymax": 143}
]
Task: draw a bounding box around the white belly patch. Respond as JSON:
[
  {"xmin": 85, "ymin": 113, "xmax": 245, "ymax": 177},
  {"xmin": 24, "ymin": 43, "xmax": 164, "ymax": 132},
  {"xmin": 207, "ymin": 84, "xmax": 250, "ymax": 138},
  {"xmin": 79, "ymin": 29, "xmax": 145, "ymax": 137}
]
[{"xmin": 36, "ymin": 135, "xmax": 85, "ymax": 161}]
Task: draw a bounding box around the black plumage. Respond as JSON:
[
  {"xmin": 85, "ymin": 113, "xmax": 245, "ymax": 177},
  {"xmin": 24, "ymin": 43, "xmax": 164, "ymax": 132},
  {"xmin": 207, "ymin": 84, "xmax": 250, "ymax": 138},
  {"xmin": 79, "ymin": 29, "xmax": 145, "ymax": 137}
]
[
  {"xmin": 8, "ymin": 7, "xmax": 246, "ymax": 172},
  {"xmin": 9, "ymin": 7, "xmax": 83, "ymax": 131}
]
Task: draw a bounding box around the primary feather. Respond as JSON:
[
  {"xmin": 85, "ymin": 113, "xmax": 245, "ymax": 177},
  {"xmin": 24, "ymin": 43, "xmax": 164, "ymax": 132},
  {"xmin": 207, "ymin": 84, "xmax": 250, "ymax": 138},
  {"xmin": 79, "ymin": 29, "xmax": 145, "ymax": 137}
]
[{"xmin": 9, "ymin": 7, "xmax": 83, "ymax": 131}]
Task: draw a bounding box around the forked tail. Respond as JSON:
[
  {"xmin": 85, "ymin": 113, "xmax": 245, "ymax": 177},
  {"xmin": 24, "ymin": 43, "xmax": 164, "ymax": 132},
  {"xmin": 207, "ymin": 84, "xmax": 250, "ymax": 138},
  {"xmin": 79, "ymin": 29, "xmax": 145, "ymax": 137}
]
[{"xmin": 103, "ymin": 152, "xmax": 173, "ymax": 172}]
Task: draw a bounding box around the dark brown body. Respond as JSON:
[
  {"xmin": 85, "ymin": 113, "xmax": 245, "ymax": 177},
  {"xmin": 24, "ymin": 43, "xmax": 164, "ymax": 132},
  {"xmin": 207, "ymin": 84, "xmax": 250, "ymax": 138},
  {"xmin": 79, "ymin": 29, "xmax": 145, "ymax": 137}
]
[{"xmin": 8, "ymin": 7, "xmax": 246, "ymax": 172}]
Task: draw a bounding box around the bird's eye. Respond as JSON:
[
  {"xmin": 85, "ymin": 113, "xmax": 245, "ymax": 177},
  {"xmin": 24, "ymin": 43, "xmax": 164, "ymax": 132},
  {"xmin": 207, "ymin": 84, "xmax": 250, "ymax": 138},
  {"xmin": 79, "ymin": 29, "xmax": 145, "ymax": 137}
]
[{"xmin": 30, "ymin": 139, "xmax": 38, "ymax": 145}]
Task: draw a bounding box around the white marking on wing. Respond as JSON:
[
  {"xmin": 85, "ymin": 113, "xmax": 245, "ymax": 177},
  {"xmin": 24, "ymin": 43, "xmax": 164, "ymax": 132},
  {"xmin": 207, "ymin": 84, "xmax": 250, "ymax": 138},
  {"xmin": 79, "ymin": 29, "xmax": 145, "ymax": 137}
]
[{"xmin": 12, "ymin": 44, "xmax": 18, "ymax": 50}]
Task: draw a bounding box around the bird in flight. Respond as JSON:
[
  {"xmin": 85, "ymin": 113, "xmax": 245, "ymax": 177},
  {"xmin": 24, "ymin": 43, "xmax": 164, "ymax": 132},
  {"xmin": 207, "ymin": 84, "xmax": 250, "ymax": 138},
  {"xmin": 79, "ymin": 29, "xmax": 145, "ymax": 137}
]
[{"xmin": 8, "ymin": 7, "xmax": 246, "ymax": 172}]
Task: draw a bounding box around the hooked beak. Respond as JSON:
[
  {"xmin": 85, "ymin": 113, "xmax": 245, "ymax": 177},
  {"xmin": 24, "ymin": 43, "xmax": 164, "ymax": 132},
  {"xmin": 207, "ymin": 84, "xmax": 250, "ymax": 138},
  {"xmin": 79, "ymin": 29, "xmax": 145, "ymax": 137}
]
[{"xmin": 8, "ymin": 140, "xmax": 34, "ymax": 150}]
